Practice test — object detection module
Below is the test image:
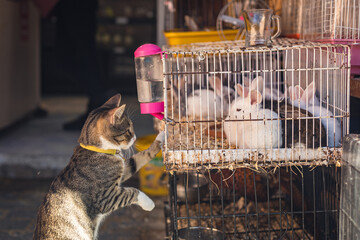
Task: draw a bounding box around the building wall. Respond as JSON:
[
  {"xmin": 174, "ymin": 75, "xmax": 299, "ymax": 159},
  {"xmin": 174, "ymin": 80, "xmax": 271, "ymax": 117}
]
[{"xmin": 0, "ymin": 0, "xmax": 40, "ymax": 129}]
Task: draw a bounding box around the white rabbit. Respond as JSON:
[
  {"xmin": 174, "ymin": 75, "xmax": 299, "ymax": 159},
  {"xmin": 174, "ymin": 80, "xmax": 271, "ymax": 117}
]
[
  {"xmin": 287, "ymin": 82, "xmax": 341, "ymax": 147},
  {"xmin": 187, "ymin": 76, "xmax": 235, "ymax": 120},
  {"xmin": 287, "ymin": 83, "xmax": 320, "ymax": 107},
  {"xmin": 224, "ymin": 83, "xmax": 283, "ymax": 149},
  {"xmin": 244, "ymin": 76, "xmax": 285, "ymax": 102}
]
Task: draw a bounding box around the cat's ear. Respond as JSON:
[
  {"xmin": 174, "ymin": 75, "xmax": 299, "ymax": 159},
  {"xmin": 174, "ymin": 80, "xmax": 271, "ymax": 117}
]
[
  {"xmin": 110, "ymin": 104, "xmax": 126, "ymax": 124},
  {"xmin": 103, "ymin": 94, "xmax": 122, "ymax": 108}
]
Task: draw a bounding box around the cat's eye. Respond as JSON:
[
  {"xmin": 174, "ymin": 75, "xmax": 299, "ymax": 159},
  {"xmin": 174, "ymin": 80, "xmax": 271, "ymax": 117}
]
[
  {"xmin": 114, "ymin": 136, "xmax": 125, "ymax": 142},
  {"xmin": 117, "ymin": 129, "xmax": 128, "ymax": 135},
  {"xmin": 114, "ymin": 129, "xmax": 131, "ymax": 138},
  {"xmin": 236, "ymin": 108, "xmax": 242, "ymax": 112}
]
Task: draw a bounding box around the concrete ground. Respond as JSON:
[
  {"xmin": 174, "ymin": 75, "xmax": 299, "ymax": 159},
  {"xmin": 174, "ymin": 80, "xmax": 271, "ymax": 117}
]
[
  {"xmin": 0, "ymin": 177, "xmax": 167, "ymax": 240},
  {"xmin": 0, "ymin": 95, "xmax": 168, "ymax": 239}
]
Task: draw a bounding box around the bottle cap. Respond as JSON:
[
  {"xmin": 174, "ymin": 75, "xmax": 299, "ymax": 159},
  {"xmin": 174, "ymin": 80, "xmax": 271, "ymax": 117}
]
[{"xmin": 134, "ymin": 44, "xmax": 162, "ymax": 57}]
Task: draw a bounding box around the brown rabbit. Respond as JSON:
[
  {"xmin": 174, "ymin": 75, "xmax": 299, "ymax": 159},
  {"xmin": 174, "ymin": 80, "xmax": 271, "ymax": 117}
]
[{"xmin": 264, "ymin": 98, "xmax": 327, "ymax": 148}]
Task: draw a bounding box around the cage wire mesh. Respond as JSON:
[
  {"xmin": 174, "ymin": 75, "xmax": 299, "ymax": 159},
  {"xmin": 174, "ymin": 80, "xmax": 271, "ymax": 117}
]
[
  {"xmin": 165, "ymin": 166, "xmax": 340, "ymax": 239},
  {"xmin": 163, "ymin": 0, "xmax": 273, "ymax": 32},
  {"xmin": 163, "ymin": 0, "xmax": 229, "ymax": 32},
  {"xmin": 161, "ymin": 38, "xmax": 350, "ymax": 171},
  {"xmin": 339, "ymin": 135, "xmax": 360, "ymax": 239},
  {"xmin": 301, "ymin": 0, "xmax": 360, "ymax": 42}
]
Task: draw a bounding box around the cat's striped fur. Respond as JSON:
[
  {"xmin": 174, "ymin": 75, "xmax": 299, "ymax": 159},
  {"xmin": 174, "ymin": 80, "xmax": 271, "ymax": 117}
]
[{"xmin": 33, "ymin": 94, "xmax": 164, "ymax": 240}]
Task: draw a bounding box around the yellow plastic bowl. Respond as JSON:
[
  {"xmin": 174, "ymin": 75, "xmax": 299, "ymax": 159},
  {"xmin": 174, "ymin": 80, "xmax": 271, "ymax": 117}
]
[
  {"xmin": 135, "ymin": 134, "xmax": 167, "ymax": 196},
  {"xmin": 135, "ymin": 134, "xmax": 162, "ymax": 158},
  {"xmin": 164, "ymin": 29, "xmax": 242, "ymax": 46}
]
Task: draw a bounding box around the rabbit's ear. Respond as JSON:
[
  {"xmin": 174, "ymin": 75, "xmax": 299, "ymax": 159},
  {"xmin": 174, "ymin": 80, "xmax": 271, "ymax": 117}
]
[
  {"xmin": 178, "ymin": 76, "xmax": 186, "ymax": 90},
  {"xmin": 168, "ymin": 85, "xmax": 179, "ymax": 102},
  {"xmin": 175, "ymin": 76, "xmax": 186, "ymax": 98},
  {"xmin": 301, "ymin": 82, "xmax": 316, "ymax": 103},
  {"xmin": 243, "ymin": 77, "xmax": 251, "ymax": 87},
  {"xmin": 294, "ymin": 85, "xmax": 304, "ymax": 98},
  {"xmin": 209, "ymin": 76, "xmax": 223, "ymax": 97},
  {"xmin": 288, "ymin": 85, "xmax": 304, "ymax": 101},
  {"xmin": 251, "ymin": 76, "xmax": 264, "ymax": 92},
  {"xmin": 250, "ymin": 90, "xmax": 262, "ymax": 105},
  {"xmin": 287, "ymin": 86, "xmax": 295, "ymax": 100},
  {"xmin": 236, "ymin": 83, "xmax": 249, "ymax": 98}
]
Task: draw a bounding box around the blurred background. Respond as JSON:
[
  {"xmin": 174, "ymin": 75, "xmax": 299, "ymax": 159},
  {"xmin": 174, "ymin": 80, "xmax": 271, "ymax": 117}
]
[
  {"xmin": 0, "ymin": 0, "xmax": 161, "ymax": 132},
  {"xmin": 0, "ymin": 0, "xmax": 164, "ymax": 239}
]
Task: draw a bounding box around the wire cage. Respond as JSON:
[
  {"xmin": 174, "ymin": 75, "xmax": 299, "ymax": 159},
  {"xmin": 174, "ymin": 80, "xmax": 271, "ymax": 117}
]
[
  {"xmin": 163, "ymin": 0, "xmax": 227, "ymax": 32},
  {"xmin": 300, "ymin": 0, "xmax": 360, "ymax": 75},
  {"xmin": 163, "ymin": 0, "xmax": 229, "ymax": 45},
  {"xmin": 161, "ymin": 38, "xmax": 350, "ymax": 171},
  {"xmin": 301, "ymin": 0, "xmax": 360, "ymax": 42},
  {"xmin": 165, "ymin": 166, "xmax": 340, "ymax": 239},
  {"xmin": 339, "ymin": 134, "xmax": 360, "ymax": 239},
  {"xmin": 162, "ymin": 0, "xmax": 271, "ymax": 45}
]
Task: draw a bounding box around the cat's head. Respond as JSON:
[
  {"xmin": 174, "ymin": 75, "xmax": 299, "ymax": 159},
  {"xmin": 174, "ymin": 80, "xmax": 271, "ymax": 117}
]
[{"xmin": 78, "ymin": 94, "xmax": 136, "ymax": 150}]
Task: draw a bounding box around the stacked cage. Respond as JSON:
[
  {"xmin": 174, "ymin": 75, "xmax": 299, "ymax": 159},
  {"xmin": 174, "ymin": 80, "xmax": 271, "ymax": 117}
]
[
  {"xmin": 301, "ymin": 0, "xmax": 360, "ymax": 74},
  {"xmin": 162, "ymin": 0, "xmax": 271, "ymax": 45},
  {"xmin": 159, "ymin": 38, "xmax": 350, "ymax": 239},
  {"xmin": 301, "ymin": 0, "xmax": 360, "ymax": 42},
  {"xmin": 163, "ymin": 0, "xmax": 231, "ymax": 45},
  {"xmin": 165, "ymin": 165, "xmax": 341, "ymax": 239}
]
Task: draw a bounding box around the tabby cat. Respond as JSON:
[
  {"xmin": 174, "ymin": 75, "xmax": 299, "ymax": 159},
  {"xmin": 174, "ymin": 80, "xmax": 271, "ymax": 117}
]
[{"xmin": 33, "ymin": 94, "xmax": 165, "ymax": 240}]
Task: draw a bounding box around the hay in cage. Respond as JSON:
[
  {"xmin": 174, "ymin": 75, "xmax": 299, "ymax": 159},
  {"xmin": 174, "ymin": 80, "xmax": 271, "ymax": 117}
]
[
  {"xmin": 165, "ymin": 166, "xmax": 340, "ymax": 239},
  {"xmin": 166, "ymin": 118, "xmax": 233, "ymax": 150},
  {"xmin": 176, "ymin": 200, "xmax": 313, "ymax": 240},
  {"xmin": 162, "ymin": 117, "xmax": 343, "ymax": 171},
  {"xmin": 159, "ymin": 38, "xmax": 350, "ymax": 171}
]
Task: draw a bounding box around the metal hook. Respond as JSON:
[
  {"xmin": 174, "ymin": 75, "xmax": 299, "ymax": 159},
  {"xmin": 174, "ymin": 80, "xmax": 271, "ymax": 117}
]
[
  {"xmin": 198, "ymin": 51, "xmax": 206, "ymax": 61},
  {"xmin": 163, "ymin": 117, "xmax": 175, "ymax": 126}
]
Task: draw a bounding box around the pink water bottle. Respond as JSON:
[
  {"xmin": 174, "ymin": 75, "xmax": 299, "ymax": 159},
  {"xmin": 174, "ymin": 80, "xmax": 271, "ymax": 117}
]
[{"xmin": 134, "ymin": 44, "xmax": 168, "ymax": 121}]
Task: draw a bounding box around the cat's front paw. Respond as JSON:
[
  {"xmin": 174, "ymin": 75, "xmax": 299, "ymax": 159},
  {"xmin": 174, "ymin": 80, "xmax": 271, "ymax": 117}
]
[
  {"xmin": 137, "ymin": 191, "xmax": 155, "ymax": 211},
  {"xmin": 155, "ymin": 131, "xmax": 166, "ymax": 145}
]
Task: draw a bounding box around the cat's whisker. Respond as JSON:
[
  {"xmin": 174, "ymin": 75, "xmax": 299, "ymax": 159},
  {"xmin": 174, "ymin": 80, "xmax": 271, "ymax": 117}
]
[
  {"xmin": 128, "ymin": 112, "xmax": 136, "ymax": 121},
  {"xmin": 126, "ymin": 105, "xmax": 134, "ymax": 116},
  {"xmin": 122, "ymin": 148, "xmax": 129, "ymax": 159},
  {"xmin": 130, "ymin": 146, "xmax": 135, "ymax": 156},
  {"xmin": 130, "ymin": 115, "xmax": 140, "ymax": 121},
  {"xmin": 127, "ymin": 105, "xmax": 138, "ymax": 121}
]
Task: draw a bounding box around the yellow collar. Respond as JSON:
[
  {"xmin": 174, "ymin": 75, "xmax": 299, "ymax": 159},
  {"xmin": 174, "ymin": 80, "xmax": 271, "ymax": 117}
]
[{"xmin": 80, "ymin": 143, "xmax": 119, "ymax": 155}]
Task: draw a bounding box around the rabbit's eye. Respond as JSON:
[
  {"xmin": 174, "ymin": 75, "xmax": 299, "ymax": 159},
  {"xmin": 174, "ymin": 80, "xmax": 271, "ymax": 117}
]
[{"xmin": 236, "ymin": 108, "xmax": 242, "ymax": 112}]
